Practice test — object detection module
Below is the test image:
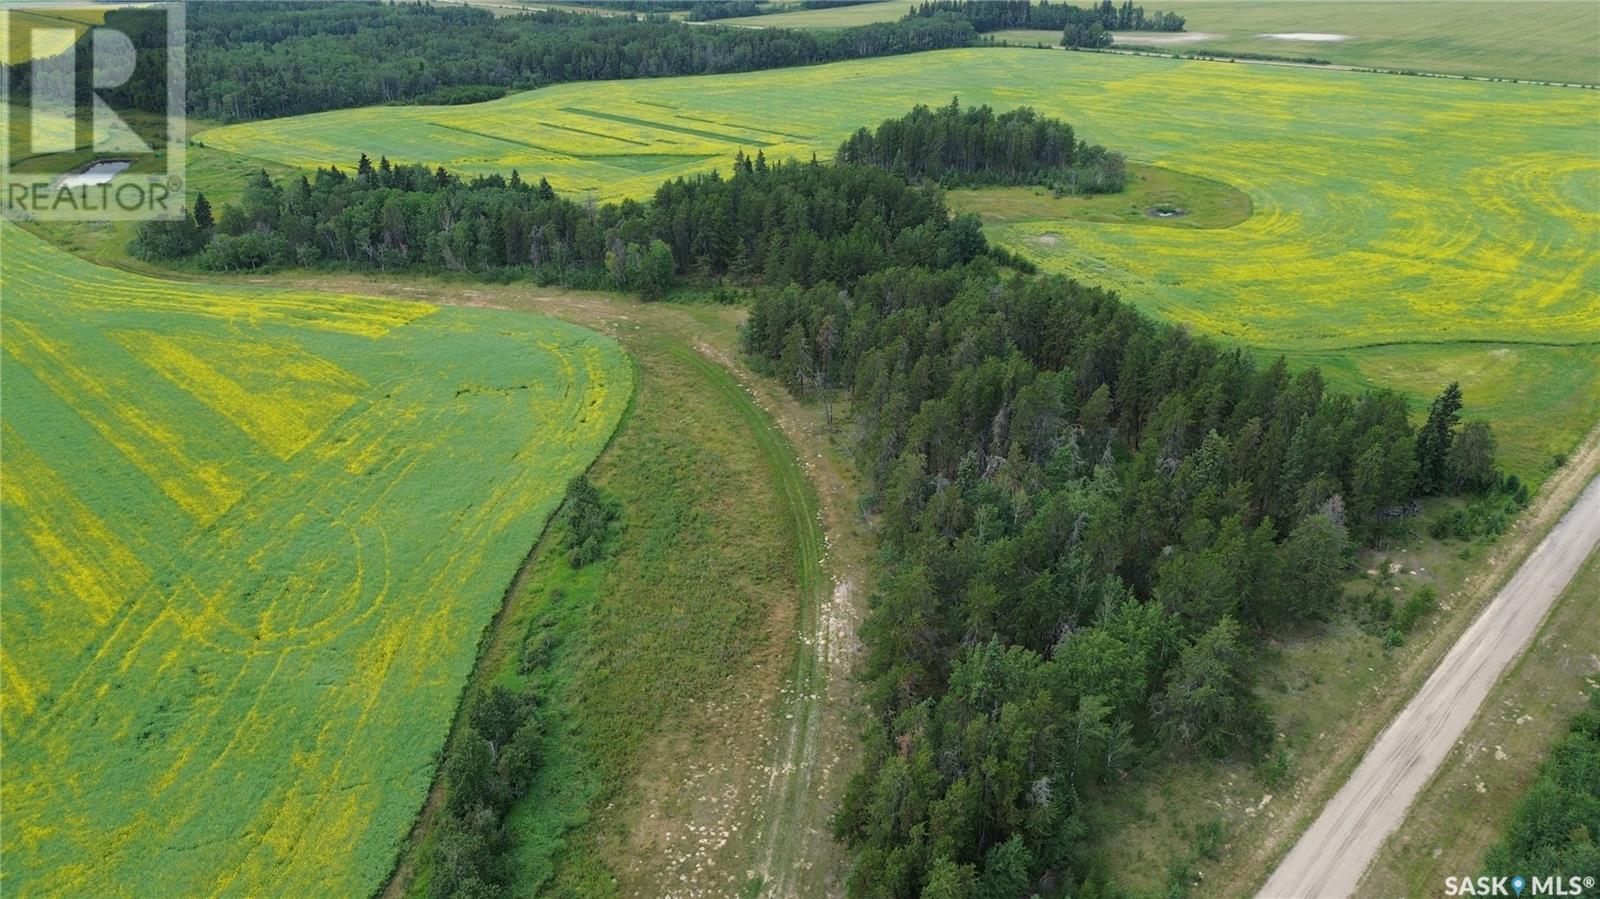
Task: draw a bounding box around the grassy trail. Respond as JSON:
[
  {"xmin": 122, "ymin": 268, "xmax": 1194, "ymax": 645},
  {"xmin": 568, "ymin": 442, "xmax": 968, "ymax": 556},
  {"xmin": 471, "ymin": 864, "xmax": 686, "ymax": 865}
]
[
  {"xmin": 252, "ymin": 274, "xmax": 865, "ymax": 897},
  {"xmin": 663, "ymin": 341, "xmax": 830, "ymax": 894}
]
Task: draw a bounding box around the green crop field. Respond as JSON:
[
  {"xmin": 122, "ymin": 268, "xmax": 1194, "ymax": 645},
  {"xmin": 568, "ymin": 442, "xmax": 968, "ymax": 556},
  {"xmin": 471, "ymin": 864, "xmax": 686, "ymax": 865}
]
[
  {"xmin": 1134, "ymin": 1, "xmax": 1600, "ymax": 85},
  {"xmin": 718, "ymin": 0, "xmax": 904, "ymax": 28},
  {"xmin": 0, "ymin": 222, "xmax": 631, "ymax": 895},
  {"xmin": 0, "ymin": 6, "xmax": 104, "ymax": 66},
  {"xmin": 202, "ymin": 47, "xmax": 1600, "ymax": 475}
]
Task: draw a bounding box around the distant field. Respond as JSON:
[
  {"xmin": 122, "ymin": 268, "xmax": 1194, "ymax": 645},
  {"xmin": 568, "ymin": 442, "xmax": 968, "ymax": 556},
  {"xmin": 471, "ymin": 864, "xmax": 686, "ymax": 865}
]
[
  {"xmin": 0, "ymin": 223, "xmax": 631, "ymax": 895},
  {"xmin": 718, "ymin": 0, "xmax": 904, "ymax": 28},
  {"xmin": 202, "ymin": 54, "xmax": 1600, "ymax": 321},
  {"xmin": 0, "ymin": 6, "xmax": 104, "ymax": 65},
  {"xmin": 1133, "ymin": 1, "xmax": 1600, "ymax": 84},
  {"xmin": 202, "ymin": 49, "xmax": 1600, "ymax": 475}
]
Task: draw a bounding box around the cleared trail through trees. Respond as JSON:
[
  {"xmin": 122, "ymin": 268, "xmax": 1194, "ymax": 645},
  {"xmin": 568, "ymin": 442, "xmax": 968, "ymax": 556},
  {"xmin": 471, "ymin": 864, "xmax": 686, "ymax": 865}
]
[{"xmin": 1260, "ymin": 470, "xmax": 1600, "ymax": 898}]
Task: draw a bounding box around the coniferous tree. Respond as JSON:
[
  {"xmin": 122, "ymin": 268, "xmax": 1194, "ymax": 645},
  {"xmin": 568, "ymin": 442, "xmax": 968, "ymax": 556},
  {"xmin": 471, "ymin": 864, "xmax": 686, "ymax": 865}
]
[
  {"xmin": 1416, "ymin": 382, "xmax": 1463, "ymax": 494},
  {"xmin": 192, "ymin": 192, "xmax": 214, "ymax": 231}
]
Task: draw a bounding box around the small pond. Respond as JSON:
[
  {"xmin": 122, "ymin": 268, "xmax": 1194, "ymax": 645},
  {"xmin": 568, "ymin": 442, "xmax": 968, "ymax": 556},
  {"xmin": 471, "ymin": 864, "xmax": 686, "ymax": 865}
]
[{"xmin": 55, "ymin": 160, "xmax": 132, "ymax": 189}]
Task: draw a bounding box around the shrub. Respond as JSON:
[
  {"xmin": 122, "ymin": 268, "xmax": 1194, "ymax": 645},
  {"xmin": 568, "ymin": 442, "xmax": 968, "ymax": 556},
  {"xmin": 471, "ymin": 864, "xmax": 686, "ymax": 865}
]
[{"xmin": 1393, "ymin": 585, "xmax": 1437, "ymax": 634}]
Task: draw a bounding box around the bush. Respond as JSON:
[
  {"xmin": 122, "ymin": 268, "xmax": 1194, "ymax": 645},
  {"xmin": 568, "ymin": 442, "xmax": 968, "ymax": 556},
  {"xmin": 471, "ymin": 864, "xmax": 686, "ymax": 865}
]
[
  {"xmin": 1482, "ymin": 691, "xmax": 1600, "ymax": 877},
  {"xmin": 559, "ymin": 475, "xmax": 619, "ymax": 568},
  {"xmin": 1393, "ymin": 585, "xmax": 1437, "ymax": 634},
  {"xmin": 129, "ymin": 216, "xmax": 205, "ymax": 261},
  {"xmin": 1428, "ymin": 487, "xmax": 1526, "ymax": 542}
]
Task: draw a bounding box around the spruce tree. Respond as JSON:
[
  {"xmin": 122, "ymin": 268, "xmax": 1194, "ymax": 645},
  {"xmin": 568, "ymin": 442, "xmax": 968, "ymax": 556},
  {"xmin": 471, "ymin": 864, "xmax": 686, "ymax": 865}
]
[
  {"xmin": 1415, "ymin": 382, "xmax": 1463, "ymax": 494},
  {"xmin": 192, "ymin": 192, "xmax": 214, "ymax": 231}
]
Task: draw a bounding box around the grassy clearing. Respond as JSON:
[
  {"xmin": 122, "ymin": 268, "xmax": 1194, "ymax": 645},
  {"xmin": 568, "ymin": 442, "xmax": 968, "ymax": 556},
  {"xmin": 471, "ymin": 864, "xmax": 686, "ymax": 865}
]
[
  {"xmin": 1285, "ymin": 343, "xmax": 1600, "ymax": 484},
  {"xmin": 718, "ymin": 0, "xmax": 904, "ymax": 28},
  {"xmin": 0, "ymin": 223, "xmax": 631, "ymax": 896},
  {"xmin": 399, "ymin": 321, "xmax": 801, "ymax": 896},
  {"xmin": 1142, "ymin": 1, "xmax": 1600, "ymax": 84},
  {"xmin": 540, "ymin": 328, "xmax": 808, "ymax": 897},
  {"xmin": 988, "ymin": 28, "xmax": 1067, "ymax": 47},
  {"xmin": 1360, "ymin": 550, "xmax": 1600, "ymax": 896},
  {"xmin": 947, "ymin": 161, "xmax": 1252, "ymax": 229}
]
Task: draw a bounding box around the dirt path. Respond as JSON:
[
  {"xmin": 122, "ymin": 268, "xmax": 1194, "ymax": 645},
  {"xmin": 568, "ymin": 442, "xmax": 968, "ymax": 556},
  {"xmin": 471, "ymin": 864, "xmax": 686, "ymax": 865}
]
[
  {"xmin": 686, "ymin": 334, "xmax": 870, "ymax": 898},
  {"xmin": 1258, "ymin": 428, "xmax": 1600, "ymax": 898},
  {"xmin": 268, "ymin": 278, "xmax": 868, "ymax": 898}
]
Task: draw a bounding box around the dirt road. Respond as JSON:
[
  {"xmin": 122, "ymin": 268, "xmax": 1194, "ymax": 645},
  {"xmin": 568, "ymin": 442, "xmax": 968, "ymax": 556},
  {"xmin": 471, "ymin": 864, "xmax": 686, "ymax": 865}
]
[{"xmin": 1259, "ymin": 473, "xmax": 1600, "ymax": 898}]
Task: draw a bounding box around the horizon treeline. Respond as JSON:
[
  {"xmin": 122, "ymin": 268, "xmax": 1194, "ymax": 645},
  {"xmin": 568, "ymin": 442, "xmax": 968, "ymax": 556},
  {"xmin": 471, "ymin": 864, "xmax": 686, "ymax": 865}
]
[
  {"xmin": 687, "ymin": 0, "xmax": 880, "ymax": 21},
  {"xmin": 5, "ymin": 2, "xmax": 978, "ymax": 123},
  {"xmin": 908, "ymin": 0, "xmax": 1185, "ymax": 47}
]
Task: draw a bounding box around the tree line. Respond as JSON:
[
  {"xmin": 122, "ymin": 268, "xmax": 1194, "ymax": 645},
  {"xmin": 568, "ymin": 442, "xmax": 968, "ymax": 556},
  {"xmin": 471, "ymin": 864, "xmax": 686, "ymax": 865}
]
[
  {"xmin": 906, "ymin": 0, "xmax": 1185, "ymax": 47},
  {"xmin": 837, "ymin": 98, "xmax": 1127, "ymax": 193},
  {"xmin": 135, "ymin": 99, "xmax": 1121, "ymax": 283},
  {"xmin": 6, "ymin": 2, "xmax": 978, "ymax": 123},
  {"xmin": 688, "ymin": 0, "xmax": 883, "ymax": 20},
  {"xmin": 131, "ymin": 146, "xmax": 1039, "ymax": 294},
  {"xmin": 422, "ymin": 476, "xmax": 619, "ymax": 899}
]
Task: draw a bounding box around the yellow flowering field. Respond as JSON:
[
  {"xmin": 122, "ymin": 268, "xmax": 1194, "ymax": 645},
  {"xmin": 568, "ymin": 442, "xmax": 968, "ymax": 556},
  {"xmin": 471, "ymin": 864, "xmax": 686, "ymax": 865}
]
[
  {"xmin": 203, "ymin": 47, "xmax": 1598, "ymax": 471},
  {"xmin": 0, "ymin": 222, "xmax": 631, "ymax": 896}
]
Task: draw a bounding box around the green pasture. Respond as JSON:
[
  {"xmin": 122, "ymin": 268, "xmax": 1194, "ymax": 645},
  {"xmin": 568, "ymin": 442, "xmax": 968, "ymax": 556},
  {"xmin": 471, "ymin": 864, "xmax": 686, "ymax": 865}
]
[
  {"xmin": 718, "ymin": 0, "xmax": 905, "ymax": 28},
  {"xmin": 1140, "ymin": 1, "xmax": 1600, "ymax": 84}
]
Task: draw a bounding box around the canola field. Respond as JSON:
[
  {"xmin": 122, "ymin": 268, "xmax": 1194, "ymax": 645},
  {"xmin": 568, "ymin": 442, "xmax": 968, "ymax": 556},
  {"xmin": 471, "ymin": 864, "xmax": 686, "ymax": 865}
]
[
  {"xmin": 0, "ymin": 223, "xmax": 631, "ymax": 895},
  {"xmin": 202, "ymin": 49, "xmax": 1598, "ymax": 349},
  {"xmin": 202, "ymin": 49, "xmax": 1600, "ymax": 472}
]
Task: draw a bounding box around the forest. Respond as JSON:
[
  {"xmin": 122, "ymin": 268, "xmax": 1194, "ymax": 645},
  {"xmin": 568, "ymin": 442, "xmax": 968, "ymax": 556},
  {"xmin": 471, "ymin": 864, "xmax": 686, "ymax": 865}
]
[
  {"xmin": 907, "ymin": 0, "xmax": 1185, "ymax": 47},
  {"xmin": 131, "ymin": 153, "xmax": 1019, "ymax": 294},
  {"xmin": 4, "ymin": 2, "xmax": 977, "ymax": 122},
  {"xmin": 133, "ymin": 102, "xmax": 1126, "ymax": 285},
  {"xmin": 837, "ymin": 99, "xmax": 1127, "ymax": 193},
  {"xmin": 746, "ymin": 265, "xmax": 1499, "ymax": 896}
]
